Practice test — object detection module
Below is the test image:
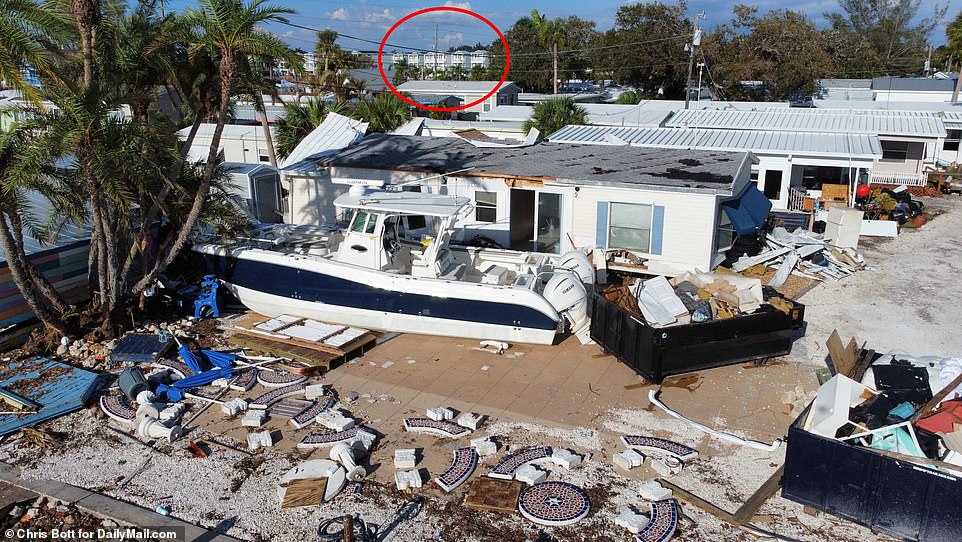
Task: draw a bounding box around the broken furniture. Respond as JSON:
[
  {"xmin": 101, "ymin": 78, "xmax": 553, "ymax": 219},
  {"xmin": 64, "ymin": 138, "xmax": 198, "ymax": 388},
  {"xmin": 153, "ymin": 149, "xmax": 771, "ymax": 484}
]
[
  {"xmin": 176, "ymin": 274, "xmax": 220, "ymax": 319},
  {"xmin": 435, "ymin": 447, "xmax": 479, "ymax": 492},
  {"xmin": 489, "ymin": 446, "xmax": 552, "ymax": 480},
  {"xmin": 590, "ymin": 286, "xmax": 804, "ymax": 383},
  {"xmin": 330, "ymin": 442, "xmax": 366, "ymax": 482},
  {"xmin": 0, "ymin": 358, "xmax": 100, "ymax": 437},
  {"xmin": 277, "ymin": 459, "xmax": 346, "ymax": 505}
]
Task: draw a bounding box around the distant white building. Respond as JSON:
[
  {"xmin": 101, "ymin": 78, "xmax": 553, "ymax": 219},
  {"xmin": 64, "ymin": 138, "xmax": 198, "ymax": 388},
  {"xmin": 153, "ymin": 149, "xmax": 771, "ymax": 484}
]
[{"xmin": 388, "ymin": 50, "xmax": 489, "ymax": 71}]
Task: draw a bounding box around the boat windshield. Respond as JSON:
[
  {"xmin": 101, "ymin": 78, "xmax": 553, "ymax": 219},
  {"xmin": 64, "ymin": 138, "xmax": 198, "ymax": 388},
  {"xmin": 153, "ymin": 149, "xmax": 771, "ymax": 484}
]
[{"xmin": 350, "ymin": 211, "xmax": 378, "ymax": 234}]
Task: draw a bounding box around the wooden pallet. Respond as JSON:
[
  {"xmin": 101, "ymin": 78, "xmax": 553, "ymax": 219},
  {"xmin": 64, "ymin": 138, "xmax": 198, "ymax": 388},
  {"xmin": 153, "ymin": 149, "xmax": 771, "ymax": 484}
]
[{"xmin": 464, "ymin": 477, "xmax": 522, "ymax": 514}]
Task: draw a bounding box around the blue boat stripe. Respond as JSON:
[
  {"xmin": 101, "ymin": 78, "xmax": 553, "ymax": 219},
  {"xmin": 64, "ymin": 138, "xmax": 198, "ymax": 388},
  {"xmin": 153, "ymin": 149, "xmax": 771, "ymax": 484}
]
[{"xmin": 202, "ymin": 254, "xmax": 559, "ymax": 331}]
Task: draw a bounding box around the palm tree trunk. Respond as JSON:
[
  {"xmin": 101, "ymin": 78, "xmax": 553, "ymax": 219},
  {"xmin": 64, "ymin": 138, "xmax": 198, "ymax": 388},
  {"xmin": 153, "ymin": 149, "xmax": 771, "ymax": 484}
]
[
  {"xmin": 255, "ymin": 92, "xmax": 277, "ymax": 167},
  {"xmin": 131, "ymin": 55, "xmax": 236, "ymax": 297},
  {"xmin": 0, "ymin": 211, "xmax": 68, "ymax": 335},
  {"xmin": 119, "ymin": 112, "xmax": 203, "ymax": 293},
  {"xmin": 553, "ymin": 41, "xmax": 558, "ymax": 95},
  {"xmin": 8, "ymin": 210, "xmax": 68, "ymax": 312}
]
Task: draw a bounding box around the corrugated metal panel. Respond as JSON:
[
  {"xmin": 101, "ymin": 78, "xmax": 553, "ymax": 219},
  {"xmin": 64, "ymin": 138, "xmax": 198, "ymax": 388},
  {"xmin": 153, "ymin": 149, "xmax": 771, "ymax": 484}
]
[
  {"xmin": 547, "ymin": 125, "xmax": 882, "ymax": 158},
  {"xmin": 281, "ymin": 112, "xmax": 369, "ymax": 171},
  {"xmin": 664, "ymin": 108, "xmax": 946, "ymax": 137}
]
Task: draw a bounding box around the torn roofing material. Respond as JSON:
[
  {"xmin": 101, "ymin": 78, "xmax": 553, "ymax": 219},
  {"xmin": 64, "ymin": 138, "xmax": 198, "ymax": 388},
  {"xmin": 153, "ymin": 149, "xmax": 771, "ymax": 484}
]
[{"xmin": 316, "ymin": 134, "xmax": 748, "ymax": 193}]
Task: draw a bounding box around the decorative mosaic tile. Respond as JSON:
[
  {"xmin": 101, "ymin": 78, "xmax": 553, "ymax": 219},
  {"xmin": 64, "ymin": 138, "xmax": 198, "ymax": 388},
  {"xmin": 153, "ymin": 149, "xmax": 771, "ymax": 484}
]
[
  {"xmin": 99, "ymin": 394, "xmax": 136, "ymax": 423},
  {"xmin": 435, "ymin": 447, "xmax": 478, "ymax": 493},
  {"xmin": 250, "ymin": 383, "xmax": 305, "ymax": 409},
  {"xmin": 151, "ymin": 359, "xmax": 194, "ymax": 378},
  {"xmin": 230, "ymin": 369, "xmax": 258, "ymax": 392},
  {"xmin": 518, "ymin": 481, "xmax": 590, "ymax": 527},
  {"xmin": 297, "ymin": 426, "xmax": 375, "ymax": 449},
  {"xmin": 402, "ymin": 417, "xmax": 470, "ymax": 438},
  {"xmin": 257, "ymin": 370, "xmax": 307, "ymax": 388},
  {"xmin": 489, "ymin": 446, "xmax": 552, "ymax": 480},
  {"xmin": 621, "ymin": 436, "xmax": 698, "ymax": 461},
  {"xmin": 290, "ymin": 396, "xmax": 335, "ymax": 429},
  {"xmin": 635, "ymin": 499, "xmax": 678, "ymax": 542}
]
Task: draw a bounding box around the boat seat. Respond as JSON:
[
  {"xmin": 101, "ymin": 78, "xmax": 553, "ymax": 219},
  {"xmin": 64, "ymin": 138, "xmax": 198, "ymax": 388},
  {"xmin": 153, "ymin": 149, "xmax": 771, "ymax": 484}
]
[
  {"xmin": 481, "ymin": 264, "xmax": 509, "ymax": 285},
  {"xmin": 512, "ymin": 273, "xmax": 537, "ymax": 290},
  {"xmin": 439, "ymin": 263, "xmax": 466, "ymax": 280}
]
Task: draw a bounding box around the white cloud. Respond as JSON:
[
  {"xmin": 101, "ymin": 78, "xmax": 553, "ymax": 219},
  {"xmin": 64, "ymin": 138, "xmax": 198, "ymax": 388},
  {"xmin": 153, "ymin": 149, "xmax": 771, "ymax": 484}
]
[
  {"xmin": 442, "ymin": 1, "xmax": 472, "ymax": 9},
  {"xmin": 365, "ymin": 8, "xmax": 396, "ymax": 23},
  {"xmin": 328, "ymin": 8, "xmax": 349, "ymax": 21},
  {"xmin": 441, "ymin": 32, "xmax": 464, "ymax": 45}
]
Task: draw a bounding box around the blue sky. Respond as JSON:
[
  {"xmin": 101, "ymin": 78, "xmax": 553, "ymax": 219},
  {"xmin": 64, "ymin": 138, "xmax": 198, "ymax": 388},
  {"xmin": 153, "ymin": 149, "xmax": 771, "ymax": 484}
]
[{"xmin": 164, "ymin": 0, "xmax": 954, "ymax": 52}]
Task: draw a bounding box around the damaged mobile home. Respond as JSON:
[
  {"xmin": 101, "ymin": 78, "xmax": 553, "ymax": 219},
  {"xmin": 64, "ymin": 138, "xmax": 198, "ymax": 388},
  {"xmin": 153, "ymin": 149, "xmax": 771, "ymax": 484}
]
[{"xmin": 283, "ymin": 133, "xmax": 769, "ymax": 276}]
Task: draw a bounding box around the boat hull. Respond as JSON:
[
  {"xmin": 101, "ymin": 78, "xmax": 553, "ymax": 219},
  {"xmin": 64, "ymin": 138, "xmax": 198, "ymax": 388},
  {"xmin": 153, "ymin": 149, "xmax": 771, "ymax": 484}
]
[{"xmin": 195, "ymin": 246, "xmax": 561, "ymax": 345}]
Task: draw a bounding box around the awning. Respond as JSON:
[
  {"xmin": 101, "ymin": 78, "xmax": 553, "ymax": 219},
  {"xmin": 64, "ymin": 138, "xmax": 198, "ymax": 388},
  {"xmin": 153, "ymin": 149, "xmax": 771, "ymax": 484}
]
[{"xmin": 722, "ymin": 185, "xmax": 772, "ymax": 236}]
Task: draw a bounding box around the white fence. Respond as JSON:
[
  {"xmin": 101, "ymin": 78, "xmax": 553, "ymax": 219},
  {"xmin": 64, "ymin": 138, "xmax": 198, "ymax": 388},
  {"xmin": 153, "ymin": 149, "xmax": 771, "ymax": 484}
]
[
  {"xmin": 868, "ymin": 171, "xmax": 927, "ymax": 187},
  {"xmin": 788, "ymin": 187, "xmax": 806, "ymax": 211}
]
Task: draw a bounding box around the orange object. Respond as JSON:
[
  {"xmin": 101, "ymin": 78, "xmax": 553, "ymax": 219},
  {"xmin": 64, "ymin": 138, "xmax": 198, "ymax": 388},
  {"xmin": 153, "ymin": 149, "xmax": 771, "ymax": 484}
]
[{"xmin": 912, "ymin": 215, "xmax": 927, "ymax": 227}]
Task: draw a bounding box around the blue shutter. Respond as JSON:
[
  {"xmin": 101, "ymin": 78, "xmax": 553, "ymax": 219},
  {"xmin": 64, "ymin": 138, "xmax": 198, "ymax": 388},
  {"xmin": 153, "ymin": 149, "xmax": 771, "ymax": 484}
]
[
  {"xmin": 596, "ymin": 201, "xmax": 608, "ymax": 248},
  {"xmin": 650, "ymin": 205, "xmax": 665, "ymax": 255}
]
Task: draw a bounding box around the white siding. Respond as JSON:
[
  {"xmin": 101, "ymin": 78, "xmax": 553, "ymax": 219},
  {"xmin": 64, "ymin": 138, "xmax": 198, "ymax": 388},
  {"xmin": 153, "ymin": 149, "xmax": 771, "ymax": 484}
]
[{"xmin": 571, "ymin": 186, "xmax": 720, "ymax": 275}]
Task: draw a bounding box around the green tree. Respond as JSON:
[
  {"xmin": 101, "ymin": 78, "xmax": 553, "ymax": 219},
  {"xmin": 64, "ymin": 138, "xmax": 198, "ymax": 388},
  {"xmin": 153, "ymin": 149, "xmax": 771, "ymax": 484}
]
[
  {"xmin": 133, "ymin": 0, "xmax": 297, "ymax": 301},
  {"xmin": 524, "ymin": 97, "xmax": 586, "ymax": 136},
  {"xmin": 275, "ymin": 98, "xmax": 347, "ymax": 159},
  {"xmin": 825, "ymin": 0, "xmax": 948, "ymax": 76},
  {"xmin": 703, "ymin": 6, "xmax": 833, "ymax": 100},
  {"xmin": 0, "ymin": 0, "xmax": 71, "ymax": 105},
  {"xmin": 488, "ymin": 16, "xmax": 550, "ymax": 91},
  {"xmin": 592, "ymin": 2, "xmax": 690, "ymax": 98},
  {"xmin": 531, "ymin": 9, "xmax": 569, "ymax": 94},
  {"xmin": 350, "ymin": 93, "xmax": 411, "ymax": 133},
  {"xmin": 949, "ymin": 11, "xmax": 962, "ymax": 100}
]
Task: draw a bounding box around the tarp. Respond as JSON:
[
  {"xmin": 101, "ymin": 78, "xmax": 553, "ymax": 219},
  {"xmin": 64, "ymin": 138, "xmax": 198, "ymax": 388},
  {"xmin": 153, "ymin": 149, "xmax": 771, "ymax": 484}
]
[{"xmin": 722, "ymin": 185, "xmax": 772, "ymax": 236}]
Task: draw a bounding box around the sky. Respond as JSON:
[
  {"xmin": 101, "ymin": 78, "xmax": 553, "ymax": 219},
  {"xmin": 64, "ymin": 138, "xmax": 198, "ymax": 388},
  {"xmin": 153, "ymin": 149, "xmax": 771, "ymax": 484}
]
[{"xmin": 164, "ymin": 0, "xmax": 954, "ymax": 53}]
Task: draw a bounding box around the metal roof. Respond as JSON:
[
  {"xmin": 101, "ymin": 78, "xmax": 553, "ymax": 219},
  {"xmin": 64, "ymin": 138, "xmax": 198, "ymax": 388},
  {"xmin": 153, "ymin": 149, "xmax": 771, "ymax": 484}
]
[
  {"xmin": 281, "ymin": 112, "xmax": 369, "ymax": 172},
  {"xmin": 819, "ymin": 79, "xmax": 873, "ymax": 89},
  {"xmin": 317, "ymin": 134, "xmax": 749, "ymax": 194},
  {"xmin": 397, "ymin": 80, "xmax": 516, "ymax": 94},
  {"xmin": 812, "ymin": 100, "xmax": 962, "ymax": 112},
  {"xmin": 664, "ymin": 108, "xmax": 946, "ymax": 137},
  {"xmin": 873, "ymin": 77, "xmax": 959, "ymax": 92},
  {"xmin": 546, "ymin": 125, "xmax": 881, "ymax": 159}
]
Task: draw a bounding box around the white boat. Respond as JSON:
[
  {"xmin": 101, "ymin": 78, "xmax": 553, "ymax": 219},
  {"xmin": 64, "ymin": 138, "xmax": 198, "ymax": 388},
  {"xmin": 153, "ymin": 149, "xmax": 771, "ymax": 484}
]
[{"xmin": 192, "ymin": 188, "xmax": 593, "ymax": 345}]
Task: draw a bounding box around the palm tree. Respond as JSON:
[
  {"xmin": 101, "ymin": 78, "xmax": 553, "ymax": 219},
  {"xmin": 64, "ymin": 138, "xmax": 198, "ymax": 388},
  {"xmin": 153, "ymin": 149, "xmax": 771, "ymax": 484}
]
[
  {"xmin": 350, "ymin": 93, "xmax": 411, "ymax": 133},
  {"xmin": 614, "ymin": 90, "xmax": 640, "ymax": 104},
  {"xmin": 274, "ymin": 97, "xmax": 346, "ymax": 159},
  {"xmin": 524, "ymin": 96, "xmax": 586, "ymax": 136},
  {"xmin": 134, "ymin": 0, "xmax": 296, "ymax": 297},
  {"xmin": 0, "ymin": 0, "xmax": 71, "ymax": 104},
  {"xmin": 531, "ymin": 9, "xmax": 568, "ymax": 94}
]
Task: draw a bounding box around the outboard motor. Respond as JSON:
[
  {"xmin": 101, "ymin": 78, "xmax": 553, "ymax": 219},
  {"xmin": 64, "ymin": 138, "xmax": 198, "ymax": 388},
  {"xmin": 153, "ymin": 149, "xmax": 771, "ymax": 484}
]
[
  {"xmin": 558, "ymin": 250, "xmax": 594, "ymax": 285},
  {"xmin": 542, "ymin": 271, "xmax": 589, "ymax": 331}
]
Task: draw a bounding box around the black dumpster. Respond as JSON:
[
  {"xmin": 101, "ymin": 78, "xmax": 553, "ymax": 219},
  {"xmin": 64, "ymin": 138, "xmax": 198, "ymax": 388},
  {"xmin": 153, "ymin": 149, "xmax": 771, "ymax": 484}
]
[
  {"xmin": 589, "ymin": 290, "xmax": 804, "ymax": 383},
  {"xmin": 783, "ymin": 407, "xmax": 962, "ymax": 542}
]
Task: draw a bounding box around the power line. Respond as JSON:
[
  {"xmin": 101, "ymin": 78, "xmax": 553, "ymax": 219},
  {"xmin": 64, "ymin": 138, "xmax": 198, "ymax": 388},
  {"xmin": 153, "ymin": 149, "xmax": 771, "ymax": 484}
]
[{"xmin": 274, "ymin": 20, "xmax": 688, "ymax": 58}]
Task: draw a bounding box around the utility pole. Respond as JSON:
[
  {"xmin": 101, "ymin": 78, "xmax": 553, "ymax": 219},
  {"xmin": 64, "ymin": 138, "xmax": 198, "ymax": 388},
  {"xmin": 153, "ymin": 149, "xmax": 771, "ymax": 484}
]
[
  {"xmin": 924, "ymin": 44, "xmax": 932, "ymax": 76},
  {"xmin": 434, "ymin": 25, "xmax": 439, "ymax": 78},
  {"xmin": 684, "ymin": 12, "xmax": 705, "ymax": 110}
]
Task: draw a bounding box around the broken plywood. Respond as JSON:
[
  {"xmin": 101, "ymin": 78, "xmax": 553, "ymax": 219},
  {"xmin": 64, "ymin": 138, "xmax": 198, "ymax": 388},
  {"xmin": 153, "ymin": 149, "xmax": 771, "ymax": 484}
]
[
  {"xmin": 280, "ymin": 477, "xmax": 328, "ymax": 509},
  {"xmin": 464, "ymin": 477, "xmax": 523, "ymax": 514}
]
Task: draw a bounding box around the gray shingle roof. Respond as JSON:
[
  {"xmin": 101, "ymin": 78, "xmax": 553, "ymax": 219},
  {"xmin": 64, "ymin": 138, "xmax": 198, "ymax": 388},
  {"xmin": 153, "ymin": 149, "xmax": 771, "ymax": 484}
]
[{"xmin": 317, "ymin": 134, "xmax": 748, "ymax": 193}]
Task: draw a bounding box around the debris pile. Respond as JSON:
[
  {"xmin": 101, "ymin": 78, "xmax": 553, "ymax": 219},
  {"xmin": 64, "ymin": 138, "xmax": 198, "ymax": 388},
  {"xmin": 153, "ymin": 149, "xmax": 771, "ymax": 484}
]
[
  {"xmin": 803, "ymin": 341, "xmax": 962, "ymax": 471},
  {"xmin": 600, "ymin": 271, "xmax": 797, "ymax": 328},
  {"xmin": 732, "ymin": 226, "xmax": 865, "ymax": 286}
]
